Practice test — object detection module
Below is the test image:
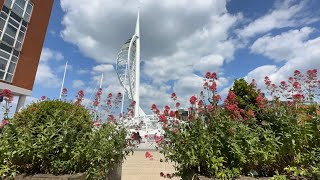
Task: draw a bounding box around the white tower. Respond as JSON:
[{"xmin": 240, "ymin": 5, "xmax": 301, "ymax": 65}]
[
  {"xmin": 134, "ymin": 11, "xmax": 140, "ymax": 118},
  {"xmin": 116, "ymin": 11, "xmax": 143, "ymax": 118}
]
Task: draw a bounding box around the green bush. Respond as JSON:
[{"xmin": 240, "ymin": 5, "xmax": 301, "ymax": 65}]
[
  {"xmin": 0, "ymin": 100, "xmax": 129, "ymax": 179},
  {"xmin": 160, "ymin": 105, "xmax": 320, "ymax": 179},
  {"xmin": 158, "ymin": 69, "xmax": 320, "ymax": 179}
]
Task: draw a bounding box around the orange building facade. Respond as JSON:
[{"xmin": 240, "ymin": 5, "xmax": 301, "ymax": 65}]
[{"xmin": 0, "ymin": 0, "xmax": 54, "ymax": 111}]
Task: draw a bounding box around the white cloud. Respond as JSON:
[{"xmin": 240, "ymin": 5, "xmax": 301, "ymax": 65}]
[
  {"xmin": 245, "ymin": 27, "xmax": 320, "ymax": 97},
  {"xmin": 244, "ymin": 65, "xmax": 278, "ymax": 89},
  {"xmin": 35, "ymin": 48, "xmax": 64, "ymax": 88},
  {"xmin": 237, "ymin": 0, "xmax": 319, "ymax": 39},
  {"xmin": 35, "ymin": 64, "xmax": 61, "ymax": 88},
  {"xmin": 144, "ymin": 13, "xmax": 240, "ymax": 84},
  {"xmin": 251, "ymin": 27, "xmax": 314, "ymax": 62},
  {"xmin": 59, "ymin": 0, "xmax": 239, "ymax": 111},
  {"xmin": 39, "ymin": 48, "xmax": 64, "ymax": 62},
  {"xmin": 76, "ymin": 68, "xmax": 90, "ymax": 75},
  {"xmin": 72, "ymin": 80, "xmax": 85, "ymax": 89}
]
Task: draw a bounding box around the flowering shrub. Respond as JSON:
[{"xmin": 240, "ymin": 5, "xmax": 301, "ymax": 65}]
[
  {"xmin": 0, "ymin": 89, "xmax": 13, "ymax": 120},
  {"xmin": 156, "ymin": 69, "xmax": 320, "ymax": 179},
  {"xmin": 0, "ymin": 95, "xmax": 130, "ymax": 179}
]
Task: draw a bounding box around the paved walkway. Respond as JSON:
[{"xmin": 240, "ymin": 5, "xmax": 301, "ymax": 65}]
[{"xmin": 122, "ymin": 151, "xmax": 179, "ymax": 180}]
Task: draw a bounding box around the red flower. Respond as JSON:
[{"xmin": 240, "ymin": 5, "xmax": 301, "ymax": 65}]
[
  {"xmin": 198, "ymin": 100, "xmax": 204, "ymax": 107},
  {"xmin": 294, "ymin": 70, "xmax": 301, "ymax": 75},
  {"xmin": 75, "ymin": 90, "xmax": 85, "ymax": 105},
  {"xmin": 0, "ymin": 89, "xmax": 13, "ymax": 103},
  {"xmin": 256, "ymin": 95, "xmax": 268, "ymax": 109},
  {"xmin": 169, "ymin": 110, "xmax": 175, "ymax": 117},
  {"xmin": 264, "ymin": 76, "xmax": 271, "ymax": 86},
  {"xmin": 293, "ymin": 93, "xmax": 304, "ymax": 101},
  {"xmin": 155, "ymin": 108, "xmax": 160, "ymax": 115},
  {"xmin": 164, "ymin": 105, "xmax": 170, "ymax": 110},
  {"xmin": 151, "ymin": 104, "xmax": 157, "ymax": 110},
  {"xmin": 205, "ymin": 72, "xmax": 211, "ymax": 79},
  {"xmin": 41, "ymin": 96, "xmax": 46, "ymax": 100},
  {"xmin": 189, "ymin": 95, "xmax": 197, "ymax": 105},
  {"xmin": 159, "ymin": 114, "xmax": 167, "ymax": 123},
  {"xmin": 62, "ymin": 88, "xmax": 68, "ymax": 96},
  {"xmin": 171, "ymin": 92, "xmax": 177, "ymax": 100},
  {"xmin": 292, "ymin": 81, "xmax": 300, "ymax": 89},
  {"xmin": 163, "ymin": 109, "xmax": 169, "ymax": 116},
  {"xmin": 207, "ymin": 104, "xmax": 213, "ymax": 111},
  {"xmin": 0, "ymin": 119, "xmax": 9, "ymax": 129},
  {"xmin": 213, "ymin": 94, "xmax": 221, "ymax": 102},
  {"xmin": 145, "ymin": 151, "xmax": 153, "ymax": 160},
  {"xmin": 209, "ymin": 81, "xmax": 217, "ymax": 91},
  {"xmin": 203, "ymin": 82, "xmax": 209, "ymax": 88},
  {"xmin": 210, "ymin": 72, "xmax": 217, "ymax": 80},
  {"xmin": 108, "ymin": 93, "xmax": 112, "ymax": 98},
  {"xmin": 175, "ymin": 102, "xmax": 180, "ymax": 108}
]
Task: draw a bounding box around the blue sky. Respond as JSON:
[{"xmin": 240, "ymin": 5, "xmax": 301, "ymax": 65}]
[{"xmin": 9, "ymin": 0, "xmax": 320, "ymax": 115}]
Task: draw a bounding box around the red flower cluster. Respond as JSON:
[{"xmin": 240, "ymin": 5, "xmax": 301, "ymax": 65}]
[
  {"xmin": 0, "ymin": 119, "xmax": 9, "ymax": 129},
  {"xmin": 61, "ymin": 88, "xmax": 68, "ymax": 98},
  {"xmin": 0, "ymin": 89, "xmax": 13, "ymax": 103},
  {"xmin": 256, "ymin": 95, "xmax": 268, "ymax": 109},
  {"xmin": 145, "ymin": 151, "xmax": 153, "ymax": 160},
  {"xmin": 224, "ymin": 91, "xmax": 241, "ymax": 119},
  {"xmin": 189, "ymin": 95, "xmax": 197, "ymax": 105},
  {"xmin": 154, "ymin": 134, "xmax": 164, "ymax": 145},
  {"xmin": 93, "ymin": 88, "xmax": 102, "ymax": 107},
  {"xmin": 75, "ymin": 90, "xmax": 84, "ymax": 105},
  {"xmin": 171, "ymin": 92, "xmax": 177, "ymax": 101}
]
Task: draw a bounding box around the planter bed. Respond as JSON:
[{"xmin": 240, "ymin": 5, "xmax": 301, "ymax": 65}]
[{"xmin": 5, "ymin": 173, "xmax": 86, "ymax": 180}]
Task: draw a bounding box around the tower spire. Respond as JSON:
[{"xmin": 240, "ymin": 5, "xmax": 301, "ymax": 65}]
[{"xmin": 134, "ymin": 10, "xmax": 141, "ymax": 117}]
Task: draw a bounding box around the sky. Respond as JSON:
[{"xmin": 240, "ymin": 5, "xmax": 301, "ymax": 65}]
[{"xmin": 4, "ymin": 0, "xmax": 320, "ymax": 116}]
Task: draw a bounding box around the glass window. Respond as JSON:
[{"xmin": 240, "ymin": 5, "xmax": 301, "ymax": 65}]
[
  {"xmin": 5, "ymin": 73, "xmax": 12, "ymax": 82},
  {"xmin": 20, "ymin": 25, "xmax": 26, "ymax": 32},
  {"xmin": 12, "ymin": 4, "xmax": 24, "ymax": 17},
  {"xmin": 10, "ymin": 12, "xmax": 21, "ymax": 22},
  {"xmin": 11, "ymin": 55, "xmax": 18, "ymax": 62},
  {"xmin": 13, "ymin": 49, "xmax": 19, "ymax": 56},
  {"xmin": 22, "ymin": 20, "xmax": 27, "ymax": 27},
  {"xmin": 5, "ymin": 24, "xmax": 17, "ymax": 38},
  {"xmin": 9, "ymin": 17, "xmax": 20, "ymax": 28},
  {"xmin": 0, "ymin": 58, "xmax": 7, "ymax": 70},
  {"xmin": 17, "ymin": 31, "xmax": 24, "ymax": 42},
  {"xmin": 5, "ymin": 24, "xmax": 17, "ymax": 37},
  {"xmin": 1, "ymin": 12, "xmax": 8, "ymax": 20},
  {"xmin": 26, "ymin": 3, "xmax": 32, "ymax": 14},
  {"xmin": 15, "ymin": 0, "xmax": 26, "ymax": 9},
  {"xmin": 2, "ymin": 6, "xmax": 10, "ymax": 14},
  {"xmin": 0, "ymin": 71, "xmax": 4, "ymax": 79},
  {"xmin": 8, "ymin": 62, "xmax": 15, "ymax": 73},
  {"xmin": 15, "ymin": 41, "xmax": 22, "ymax": 50},
  {"xmin": 0, "ymin": 49, "xmax": 10, "ymax": 59},
  {"xmin": 3, "ymin": 34, "xmax": 15, "ymax": 46},
  {"xmin": 4, "ymin": 0, "xmax": 13, "ymax": 8},
  {"xmin": 0, "ymin": 18, "xmax": 6, "ymax": 30},
  {"xmin": 0, "ymin": 42, "xmax": 12, "ymax": 53},
  {"xmin": 23, "ymin": 13, "xmax": 30, "ymax": 22}
]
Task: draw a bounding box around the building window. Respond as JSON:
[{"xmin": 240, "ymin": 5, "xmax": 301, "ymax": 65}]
[{"xmin": 0, "ymin": 0, "xmax": 33, "ymax": 82}]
